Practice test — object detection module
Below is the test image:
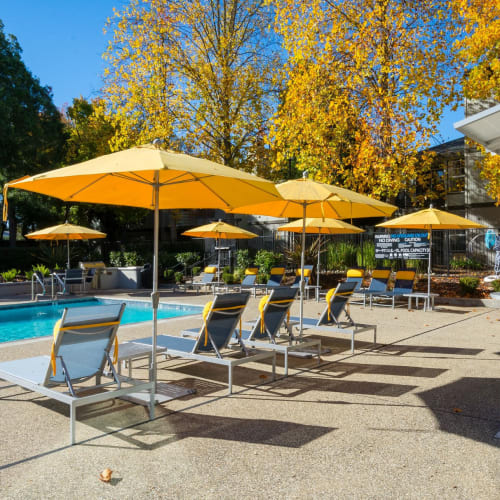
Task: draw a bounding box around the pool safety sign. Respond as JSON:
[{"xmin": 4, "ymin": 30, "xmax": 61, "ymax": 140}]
[{"xmin": 375, "ymin": 232, "xmax": 430, "ymax": 260}]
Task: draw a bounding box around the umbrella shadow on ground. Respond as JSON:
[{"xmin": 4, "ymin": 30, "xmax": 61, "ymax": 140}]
[
  {"xmin": 416, "ymin": 377, "xmax": 500, "ymax": 447},
  {"xmin": 87, "ymin": 410, "xmax": 336, "ymax": 451}
]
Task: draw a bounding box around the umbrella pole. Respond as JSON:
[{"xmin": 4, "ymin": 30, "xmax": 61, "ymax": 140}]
[
  {"xmin": 66, "ymin": 236, "xmax": 70, "ymax": 269},
  {"xmin": 428, "ymin": 229, "xmax": 432, "ymax": 309},
  {"xmin": 151, "ymin": 173, "xmax": 160, "ymax": 398},
  {"xmin": 217, "ymin": 237, "xmax": 221, "ymax": 280},
  {"xmin": 317, "ymin": 234, "xmax": 321, "ymax": 302},
  {"xmin": 299, "ymin": 203, "xmax": 306, "ymax": 336}
]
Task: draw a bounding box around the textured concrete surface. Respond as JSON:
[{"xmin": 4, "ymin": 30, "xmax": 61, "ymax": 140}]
[{"xmin": 0, "ymin": 290, "xmax": 499, "ymax": 499}]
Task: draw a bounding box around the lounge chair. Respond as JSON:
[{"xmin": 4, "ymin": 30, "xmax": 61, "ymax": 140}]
[
  {"xmin": 191, "ymin": 266, "xmax": 217, "ymax": 293},
  {"xmin": 352, "ymin": 268, "xmax": 391, "ymax": 307},
  {"xmin": 54, "ymin": 269, "xmax": 84, "ymax": 295},
  {"xmin": 289, "ymin": 281, "xmax": 377, "ymax": 353},
  {"xmin": 369, "ymin": 270, "xmax": 416, "ymax": 308},
  {"xmin": 290, "ymin": 266, "xmax": 318, "ymax": 299},
  {"xmin": 0, "ymin": 304, "xmax": 154, "ymax": 444},
  {"xmin": 222, "ymin": 267, "xmax": 259, "ymax": 293},
  {"xmin": 345, "ymin": 268, "xmax": 364, "ymax": 291},
  {"xmin": 131, "ymin": 293, "xmax": 276, "ymax": 395},
  {"xmin": 237, "ymin": 287, "xmax": 321, "ymax": 376},
  {"xmin": 247, "ymin": 266, "xmax": 285, "ymax": 297}
]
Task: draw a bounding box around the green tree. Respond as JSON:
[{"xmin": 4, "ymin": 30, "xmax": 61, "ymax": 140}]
[{"xmin": 0, "ymin": 20, "xmax": 65, "ymax": 245}]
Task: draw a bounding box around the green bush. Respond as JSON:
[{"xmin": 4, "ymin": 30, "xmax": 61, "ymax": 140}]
[
  {"xmin": 233, "ymin": 268, "xmax": 245, "ymax": 283},
  {"xmin": 174, "ymin": 271, "xmax": 184, "ymax": 283},
  {"xmin": 122, "ymin": 251, "xmax": 143, "ymax": 266},
  {"xmin": 450, "ymin": 257, "xmax": 484, "ymax": 270},
  {"xmin": 491, "ymin": 280, "xmax": 500, "ymax": 292},
  {"xmin": 1, "ymin": 268, "xmax": 20, "ymax": 282},
  {"xmin": 459, "ymin": 277, "xmax": 480, "ymax": 295},
  {"xmin": 32, "ymin": 264, "xmax": 51, "ymax": 277},
  {"xmin": 257, "ymin": 272, "xmax": 270, "ymax": 284},
  {"xmin": 254, "ymin": 249, "xmax": 281, "ymax": 274},
  {"xmin": 356, "ymin": 241, "xmax": 376, "ymax": 270},
  {"xmin": 222, "ymin": 272, "xmax": 234, "ymax": 284},
  {"xmin": 163, "ymin": 269, "xmax": 175, "ymax": 282},
  {"xmin": 175, "ymin": 252, "xmax": 200, "ymax": 267},
  {"xmin": 109, "ymin": 250, "xmax": 123, "ymax": 267},
  {"xmin": 25, "ymin": 270, "xmax": 34, "ymax": 280},
  {"xmin": 326, "ymin": 241, "xmax": 357, "ymax": 271},
  {"xmin": 191, "ymin": 266, "xmax": 201, "ymax": 277},
  {"xmin": 236, "ymin": 249, "xmax": 251, "ymax": 270}
]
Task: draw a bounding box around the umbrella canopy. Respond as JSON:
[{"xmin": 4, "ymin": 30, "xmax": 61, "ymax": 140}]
[
  {"xmin": 182, "ymin": 220, "xmax": 258, "ymax": 274},
  {"xmin": 231, "ymin": 173, "xmax": 397, "ymax": 333},
  {"xmin": 25, "ymin": 223, "xmax": 106, "ymax": 240},
  {"xmin": 25, "ymin": 223, "xmax": 106, "ymax": 269},
  {"xmin": 182, "ymin": 220, "xmax": 258, "ymax": 239},
  {"xmin": 377, "ymin": 207, "xmax": 486, "ymax": 304},
  {"xmin": 277, "ymin": 218, "xmax": 365, "ymax": 235},
  {"xmin": 3, "ymin": 144, "xmax": 281, "ymax": 402},
  {"xmin": 278, "ymin": 218, "xmax": 365, "ymax": 296}
]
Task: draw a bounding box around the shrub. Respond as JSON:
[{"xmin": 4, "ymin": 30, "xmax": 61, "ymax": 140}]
[
  {"xmin": 236, "ymin": 249, "xmax": 251, "ymax": 270},
  {"xmin": 254, "ymin": 249, "xmax": 281, "ymax": 274},
  {"xmin": 174, "ymin": 271, "xmax": 184, "ymax": 283},
  {"xmin": 257, "ymin": 272, "xmax": 270, "ymax": 284},
  {"xmin": 491, "ymin": 280, "xmax": 500, "ymax": 292},
  {"xmin": 25, "ymin": 270, "xmax": 34, "ymax": 280},
  {"xmin": 32, "ymin": 264, "xmax": 51, "ymax": 277},
  {"xmin": 191, "ymin": 266, "xmax": 201, "ymax": 277},
  {"xmin": 233, "ymin": 268, "xmax": 245, "ymax": 283},
  {"xmin": 222, "ymin": 272, "xmax": 234, "ymax": 284},
  {"xmin": 1, "ymin": 268, "xmax": 21, "ymax": 282},
  {"xmin": 326, "ymin": 241, "xmax": 357, "ymax": 271},
  {"xmin": 459, "ymin": 277, "xmax": 480, "ymax": 295},
  {"xmin": 163, "ymin": 269, "xmax": 175, "ymax": 282},
  {"xmin": 122, "ymin": 251, "xmax": 143, "ymax": 266},
  {"xmin": 109, "ymin": 250, "xmax": 123, "ymax": 267},
  {"xmin": 450, "ymin": 257, "xmax": 484, "ymax": 270},
  {"xmin": 175, "ymin": 252, "xmax": 200, "ymax": 273},
  {"xmin": 356, "ymin": 241, "xmax": 376, "ymax": 270}
]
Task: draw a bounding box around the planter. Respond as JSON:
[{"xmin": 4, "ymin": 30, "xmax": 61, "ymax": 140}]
[{"xmin": 0, "ymin": 281, "xmax": 31, "ymax": 297}]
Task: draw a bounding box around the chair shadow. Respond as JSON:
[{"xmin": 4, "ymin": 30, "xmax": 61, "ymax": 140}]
[
  {"xmin": 316, "ymin": 361, "xmax": 447, "ymax": 379},
  {"xmin": 374, "ymin": 344, "xmax": 483, "ymax": 357},
  {"xmin": 417, "ymin": 377, "xmax": 500, "ymax": 447}
]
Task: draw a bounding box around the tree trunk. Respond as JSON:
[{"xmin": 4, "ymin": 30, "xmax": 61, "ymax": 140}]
[{"xmin": 8, "ymin": 200, "xmax": 17, "ymax": 248}]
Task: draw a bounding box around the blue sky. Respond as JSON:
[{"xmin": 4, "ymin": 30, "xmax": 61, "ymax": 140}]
[{"xmin": 1, "ymin": 1, "xmax": 463, "ymax": 143}]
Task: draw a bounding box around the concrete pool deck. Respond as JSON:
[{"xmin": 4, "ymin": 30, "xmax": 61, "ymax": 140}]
[{"xmin": 0, "ymin": 290, "xmax": 499, "ymax": 498}]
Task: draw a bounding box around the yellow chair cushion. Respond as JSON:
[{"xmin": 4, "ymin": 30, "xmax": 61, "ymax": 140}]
[
  {"xmin": 396, "ymin": 271, "xmax": 415, "ymax": 281},
  {"xmin": 372, "ymin": 269, "xmax": 391, "ymax": 279},
  {"xmin": 245, "ymin": 268, "xmax": 259, "ymax": 275},
  {"xmin": 295, "ymin": 269, "xmax": 312, "ymax": 277},
  {"xmin": 204, "ymin": 266, "xmax": 217, "ymax": 274},
  {"xmin": 270, "ymin": 267, "xmax": 285, "ymax": 275},
  {"xmin": 347, "ymin": 269, "xmax": 364, "ymax": 278}
]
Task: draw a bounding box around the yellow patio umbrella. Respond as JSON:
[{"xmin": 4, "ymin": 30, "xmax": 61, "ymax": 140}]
[
  {"xmin": 2, "ymin": 144, "xmax": 281, "ymax": 402},
  {"xmin": 278, "ymin": 218, "xmax": 365, "ymax": 292},
  {"xmin": 182, "ymin": 220, "xmax": 258, "ymax": 275},
  {"xmin": 377, "ymin": 207, "xmax": 486, "ymax": 304},
  {"xmin": 232, "ymin": 172, "xmax": 397, "ymax": 333},
  {"xmin": 25, "ymin": 222, "xmax": 106, "ymax": 269}
]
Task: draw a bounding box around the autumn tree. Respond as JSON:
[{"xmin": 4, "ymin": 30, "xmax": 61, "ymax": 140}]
[
  {"xmin": 0, "ymin": 20, "xmax": 66, "ymax": 245},
  {"xmin": 454, "ymin": 0, "xmax": 500, "ymax": 203},
  {"xmin": 270, "ymin": 0, "xmax": 461, "ymax": 201},
  {"xmin": 101, "ymin": 0, "xmax": 280, "ymax": 171}
]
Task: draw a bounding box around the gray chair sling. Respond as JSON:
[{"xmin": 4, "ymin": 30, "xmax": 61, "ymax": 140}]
[
  {"xmin": 131, "ymin": 293, "xmax": 276, "ymax": 394},
  {"xmin": 238, "ymin": 287, "xmax": 321, "ymax": 376},
  {"xmin": 289, "ymin": 281, "xmax": 377, "ymax": 353},
  {"xmin": 0, "ymin": 304, "xmax": 154, "ymax": 444}
]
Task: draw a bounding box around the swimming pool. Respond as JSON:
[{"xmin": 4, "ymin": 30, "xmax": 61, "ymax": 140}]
[{"xmin": 0, "ymin": 298, "xmax": 202, "ymax": 343}]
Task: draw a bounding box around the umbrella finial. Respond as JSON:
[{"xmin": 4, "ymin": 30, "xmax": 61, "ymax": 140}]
[{"xmin": 302, "ymin": 170, "xmax": 308, "ymax": 179}]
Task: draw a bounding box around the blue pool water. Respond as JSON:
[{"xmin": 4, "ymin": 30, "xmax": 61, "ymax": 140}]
[{"xmin": 0, "ymin": 298, "xmax": 202, "ymax": 343}]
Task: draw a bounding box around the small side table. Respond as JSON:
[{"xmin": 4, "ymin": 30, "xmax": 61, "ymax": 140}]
[
  {"xmin": 404, "ymin": 292, "xmax": 439, "ymax": 312},
  {"xmin": 117, "ymin": 342, "xmax": 166, "ymax": 378}
]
